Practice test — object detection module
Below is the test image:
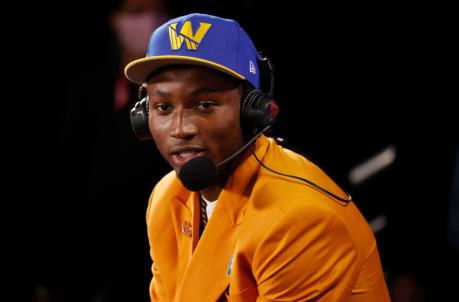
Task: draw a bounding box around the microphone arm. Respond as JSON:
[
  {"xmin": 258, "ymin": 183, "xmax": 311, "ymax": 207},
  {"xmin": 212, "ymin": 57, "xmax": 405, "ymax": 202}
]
[
  {"xmin": 216, "ymin": 125, "xmax": 271, "ymax": 168},
  {"xmin": 178, "ymin": 125, "xmax": 271, "ymax": 192}
]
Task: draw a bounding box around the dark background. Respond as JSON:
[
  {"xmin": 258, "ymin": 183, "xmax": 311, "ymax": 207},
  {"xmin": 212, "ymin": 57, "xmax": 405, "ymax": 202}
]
[{"xmin": 9, "ymin": 0, "xmax": 457, "ymax": 301}]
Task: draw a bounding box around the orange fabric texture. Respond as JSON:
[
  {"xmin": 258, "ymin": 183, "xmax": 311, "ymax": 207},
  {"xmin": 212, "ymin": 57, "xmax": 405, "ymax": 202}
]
[{"xmin": 146, "ymin": 135, "xmax": 391, "ymax": 301}]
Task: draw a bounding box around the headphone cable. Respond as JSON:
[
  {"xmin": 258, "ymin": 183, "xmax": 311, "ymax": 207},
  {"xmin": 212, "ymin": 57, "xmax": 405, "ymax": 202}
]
[{"xmin": 251, "ymin": 146, "xmax": 353, "ymax": 203}]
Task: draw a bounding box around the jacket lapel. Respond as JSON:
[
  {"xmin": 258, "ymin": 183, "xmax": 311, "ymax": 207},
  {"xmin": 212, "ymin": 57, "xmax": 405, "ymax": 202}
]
[
  {"xmin": 176, "ymin": 136, "xmax": 271, "ymax": 302},
  {"xmin": 177, "ymin": 195, "xmax": 241, "ymax": 302}
]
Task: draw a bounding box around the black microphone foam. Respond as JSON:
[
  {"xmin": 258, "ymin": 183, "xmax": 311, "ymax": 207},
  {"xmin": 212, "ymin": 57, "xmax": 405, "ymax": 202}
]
[{"xmin": 178, "ymin": 156, "xmax": 217, "ymax": 191}]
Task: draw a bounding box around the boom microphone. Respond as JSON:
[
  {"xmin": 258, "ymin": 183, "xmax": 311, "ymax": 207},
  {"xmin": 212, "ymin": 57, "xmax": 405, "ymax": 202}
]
[{"xmin": 178, "ymin": 126, "xmax": 271, "ymax": 191}]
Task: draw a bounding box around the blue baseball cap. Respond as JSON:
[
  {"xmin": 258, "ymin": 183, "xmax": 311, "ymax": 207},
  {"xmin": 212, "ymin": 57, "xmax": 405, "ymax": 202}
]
[{"xmin": 124, "ymin": 13, "xmax": 260, "ymax": 89}]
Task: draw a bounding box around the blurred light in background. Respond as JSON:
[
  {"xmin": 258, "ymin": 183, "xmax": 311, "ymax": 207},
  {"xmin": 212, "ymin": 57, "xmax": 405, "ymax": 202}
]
[{"xmin": 349, "ymin": 145, "xmax": 397, "ymax": 186}]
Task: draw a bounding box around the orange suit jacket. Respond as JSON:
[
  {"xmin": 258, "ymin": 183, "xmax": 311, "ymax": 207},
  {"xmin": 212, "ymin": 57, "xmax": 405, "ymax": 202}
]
[{"xmin": 146, "ymin": 135, "xmax": 391, "ymax": 301}]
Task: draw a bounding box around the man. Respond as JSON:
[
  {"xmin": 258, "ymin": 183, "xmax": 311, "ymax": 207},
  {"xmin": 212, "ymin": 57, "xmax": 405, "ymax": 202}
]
[{"xmin": 124, "ymin": 13, "xmax": 390, "ymax": 301}]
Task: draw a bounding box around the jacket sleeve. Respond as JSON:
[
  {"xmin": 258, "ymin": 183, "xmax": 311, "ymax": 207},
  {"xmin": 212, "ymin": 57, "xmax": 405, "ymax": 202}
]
[
  {"xmin": 150, "ymin": 262, "xmax": 167, "ymax": 301},
  {"xmin": 146, "ymin": 186, "xmax": 168, "ymax": 301},
  {"xmin": 252, "ymin": 206, "xmax": 359, "ymax": 302}
]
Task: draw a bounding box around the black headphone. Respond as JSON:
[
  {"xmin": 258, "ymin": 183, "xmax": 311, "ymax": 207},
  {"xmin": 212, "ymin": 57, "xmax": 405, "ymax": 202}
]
[{"xmin": 129, "ymin": 52, "xmax": 279, "ymax": 141}]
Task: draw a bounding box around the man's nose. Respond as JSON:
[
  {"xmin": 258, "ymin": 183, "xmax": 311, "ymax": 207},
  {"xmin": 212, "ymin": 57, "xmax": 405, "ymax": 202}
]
[{"xmin": 170, "ymin": 110, "xmax": 198, "ymax": 139}]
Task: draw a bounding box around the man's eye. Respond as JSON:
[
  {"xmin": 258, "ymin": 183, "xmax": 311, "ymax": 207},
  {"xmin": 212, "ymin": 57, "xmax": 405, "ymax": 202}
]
[
  {"xmin": 154, "ymin": 104, "xmax": 172, "ymax": 112},
  {"xmin": 196, "ymin": 101, "xmax": 215, "ymax": 111}
]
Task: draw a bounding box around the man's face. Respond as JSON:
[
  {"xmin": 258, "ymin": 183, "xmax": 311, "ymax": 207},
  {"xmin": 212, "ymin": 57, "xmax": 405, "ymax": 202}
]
[{"xmin": 146, "ymin": 65, "xmax": 244, "ymax": 174}]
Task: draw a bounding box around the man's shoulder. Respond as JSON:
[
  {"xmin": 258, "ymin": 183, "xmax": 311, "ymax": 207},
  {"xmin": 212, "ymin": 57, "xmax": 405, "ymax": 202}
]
[
  {"xmin": 256, "ymin": 139, "xmax": 350, "ymax": 209},
  {"xmin": 250, "ymin": 175, "xmax": 338, "ymax": 213}
]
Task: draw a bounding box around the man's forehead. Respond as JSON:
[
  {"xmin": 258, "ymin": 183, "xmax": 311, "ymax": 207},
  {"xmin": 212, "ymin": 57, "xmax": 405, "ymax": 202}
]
[{"xmin": 146, "ymin": 65, "xmax": 241, "ymax": 91}]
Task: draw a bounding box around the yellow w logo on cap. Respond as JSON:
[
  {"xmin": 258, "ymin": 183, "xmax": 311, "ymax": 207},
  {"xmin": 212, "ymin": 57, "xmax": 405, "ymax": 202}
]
[{"xmin": 168, "ymin": 21, "xmax": 212, "ymax": 50}]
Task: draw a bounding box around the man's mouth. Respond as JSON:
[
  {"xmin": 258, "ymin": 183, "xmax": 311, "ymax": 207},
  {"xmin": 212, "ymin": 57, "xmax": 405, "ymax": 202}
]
[{"xmin": 170, "ymin": 147, "xmax": 206, "ymax": 167}]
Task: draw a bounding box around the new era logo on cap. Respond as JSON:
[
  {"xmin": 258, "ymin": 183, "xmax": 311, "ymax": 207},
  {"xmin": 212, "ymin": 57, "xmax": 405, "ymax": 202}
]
[{"xmin": 124, "ymin": 13, "xmax": 260, "ymax": 89}]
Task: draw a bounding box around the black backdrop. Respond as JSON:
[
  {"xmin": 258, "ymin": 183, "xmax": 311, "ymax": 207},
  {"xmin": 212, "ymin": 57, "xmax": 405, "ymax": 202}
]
[{"xmin": 11, "ymin": 1, "xmax": 457, "ymax": 301}]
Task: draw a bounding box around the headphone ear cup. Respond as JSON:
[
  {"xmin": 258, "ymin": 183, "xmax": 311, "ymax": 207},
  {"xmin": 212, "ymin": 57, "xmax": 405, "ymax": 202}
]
[
  {"xmin": 130, "ymin": 97, "xmax": 152, "ymax": 140},
  {"xmin": 241, "ymin": 89, "xmax": 279, "ymax": 134}
]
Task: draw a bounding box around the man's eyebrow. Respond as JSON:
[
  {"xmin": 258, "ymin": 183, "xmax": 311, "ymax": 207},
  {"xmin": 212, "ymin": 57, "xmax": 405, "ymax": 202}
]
[
  {"xmin": 151, "ymin": 84, "xmax": 233, "ymax": 97},
  {"xmin": 191, "ymin": 86, "xmax": 222, "ymax": 95},
  {"xmin": 151, "ymin": 89, "xmax": 170, "ymax": 97}
]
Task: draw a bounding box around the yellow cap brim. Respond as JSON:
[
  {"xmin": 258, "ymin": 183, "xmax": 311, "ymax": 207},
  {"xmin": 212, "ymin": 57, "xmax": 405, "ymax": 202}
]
[{"xmin": 124, "ymin": 55, "xmax": 246, "ymax": 84}]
